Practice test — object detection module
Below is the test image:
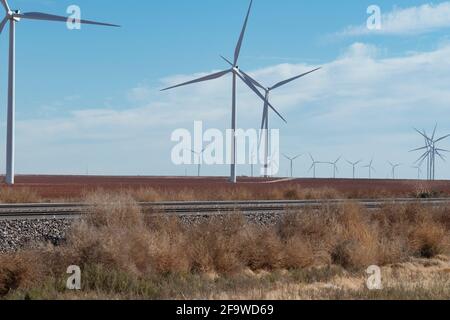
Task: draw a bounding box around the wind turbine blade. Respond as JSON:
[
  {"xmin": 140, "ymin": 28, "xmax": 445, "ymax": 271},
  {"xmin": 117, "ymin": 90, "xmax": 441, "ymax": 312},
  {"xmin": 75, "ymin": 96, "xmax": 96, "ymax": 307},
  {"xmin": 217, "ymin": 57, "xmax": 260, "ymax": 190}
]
[
  {"xmin": 266, "ymin": 99, "xmax": 287, "ymax": 124},
  {"xmin": 436, "ymin": 148, "xmax": 450, "ymax": 153},
  {"xmin": 436, "ymin": 151, "xmax": 447, "ymax": 161},
  {"xmin": 0, "ymin": 0, "xmax": 9, "ymax": 12},
  {"xmin": 18, "ymin": 12, "xmax": 120, "ymax": 27},
  {"xmin": 410, "ymin": 146, "xmax": 428, "ymax": 152},
  {"xmin": 260, "ymin": 105, "xmax": 268, "ymax": 131},
  {"xmin": 435, "ymin": 134, "xmax": 450, "ymax": 143},
  {"xmin": 282, "ymin": 154, "xmax": 290, "ymax": 160},
  {"xmin": 293, "ymin": 154, "xmax": 303, "ymax": 160},
  {"xmin": 0, "ymin": 16, "xmax": 7, "ymax": 34},
  {"xmin": 415, "ymin": 151, "xmax": 429, "ymax": 164},
  {"xmin": 236, "ymin": 72, "xmax": 287, "ymax": 123},
  {"xmin": 220, "ymin": 55, "xmax": 233, "ymax": 67},
  {"xmin": 161, "ymin": 69, "xmax": 231, "ymax": 91},
  {"xmin": 240, "ymin": 70, "xmax": 266, "ymax": 91},
  {"xmin": 432, "ymin": 123, "xmax": 438, "ymax": 141},
  {"xmin": 234, "ymin": 0, "xmax": 253, "ymax": 66},
  {"xmin": 270, "ymin": 67, "xmax": 321, "ymax": 90},
  {"xmin": 258, "ymin": 105, "xmax": 268, "ymax": 148},
  {"xmin": 414, "ymin": 128, "xmax": 430, "ymax": 141}
]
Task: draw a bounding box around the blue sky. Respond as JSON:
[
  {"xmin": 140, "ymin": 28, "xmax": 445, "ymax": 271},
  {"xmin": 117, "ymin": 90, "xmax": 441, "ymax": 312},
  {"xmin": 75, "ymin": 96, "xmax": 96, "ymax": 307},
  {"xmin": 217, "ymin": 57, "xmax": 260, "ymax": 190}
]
[{"xmin": 1, "ymin": 0, "xmax": 450, "ymax": 179}]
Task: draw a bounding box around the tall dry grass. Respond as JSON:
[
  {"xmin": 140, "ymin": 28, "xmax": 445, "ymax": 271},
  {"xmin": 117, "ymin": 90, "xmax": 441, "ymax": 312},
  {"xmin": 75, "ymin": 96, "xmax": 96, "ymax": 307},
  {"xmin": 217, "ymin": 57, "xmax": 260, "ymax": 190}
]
[
  {"xmin": 115, "ymin": 186, "xmax": 344, "ymax": 202},
  {"xmin": 0, "ymin": 187, "xmax": 41, "ymax": 203},
  {"xmin": 0, "ymin": 193, "xmax": 449, "ymax": 298}
]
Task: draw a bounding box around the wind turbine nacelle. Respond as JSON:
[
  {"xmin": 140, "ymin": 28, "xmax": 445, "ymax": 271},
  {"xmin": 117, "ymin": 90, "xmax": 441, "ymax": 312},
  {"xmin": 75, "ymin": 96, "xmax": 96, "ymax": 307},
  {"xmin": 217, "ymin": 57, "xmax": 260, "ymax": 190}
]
[{"xmin": 10, "ymin": 10, "xmax": 21, "ymax": 21}]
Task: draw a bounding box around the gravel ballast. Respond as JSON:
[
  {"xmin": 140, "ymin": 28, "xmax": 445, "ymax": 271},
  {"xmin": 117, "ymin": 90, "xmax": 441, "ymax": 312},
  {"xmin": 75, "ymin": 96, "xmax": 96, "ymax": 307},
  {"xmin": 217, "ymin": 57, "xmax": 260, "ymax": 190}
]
[
  {"xmin": 0, "ymin": 212, "xmax": 288, "ymax": 252},
  {"xmin": 0, "ymin": 219, "xmax": 72, "ymax": 253}
]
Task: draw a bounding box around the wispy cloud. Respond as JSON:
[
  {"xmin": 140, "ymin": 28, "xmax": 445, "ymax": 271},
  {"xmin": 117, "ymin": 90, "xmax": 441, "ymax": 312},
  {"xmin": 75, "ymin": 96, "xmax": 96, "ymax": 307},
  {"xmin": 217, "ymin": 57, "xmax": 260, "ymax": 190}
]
[{"xmin": 339, "ymin": 2, "xmax": 450, "ymax": 36}]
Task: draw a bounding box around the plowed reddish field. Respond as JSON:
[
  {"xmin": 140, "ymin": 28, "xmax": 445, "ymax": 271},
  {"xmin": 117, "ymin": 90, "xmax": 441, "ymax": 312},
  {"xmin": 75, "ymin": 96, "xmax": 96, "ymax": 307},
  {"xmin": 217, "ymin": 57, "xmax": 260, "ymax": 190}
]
[{"xmin": 2, "ymin": 175, "xmax": 450, "ymax": 201}]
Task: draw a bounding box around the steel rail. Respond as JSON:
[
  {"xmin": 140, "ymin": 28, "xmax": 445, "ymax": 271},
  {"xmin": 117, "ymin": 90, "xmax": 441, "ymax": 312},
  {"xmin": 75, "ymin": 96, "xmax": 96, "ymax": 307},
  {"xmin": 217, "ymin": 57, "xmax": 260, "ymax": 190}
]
[{"xmin": 0, "ymin": 198, "xmax": 450, "ymax": 220}]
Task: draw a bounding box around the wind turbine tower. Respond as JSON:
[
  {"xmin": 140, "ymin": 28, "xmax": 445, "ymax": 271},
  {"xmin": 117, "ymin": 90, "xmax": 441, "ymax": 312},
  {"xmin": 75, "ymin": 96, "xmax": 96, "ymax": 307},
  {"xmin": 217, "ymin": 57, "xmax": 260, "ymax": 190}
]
[{"xmin": 0, "ymin": 0, "xmax": 119, "ymax": 185}]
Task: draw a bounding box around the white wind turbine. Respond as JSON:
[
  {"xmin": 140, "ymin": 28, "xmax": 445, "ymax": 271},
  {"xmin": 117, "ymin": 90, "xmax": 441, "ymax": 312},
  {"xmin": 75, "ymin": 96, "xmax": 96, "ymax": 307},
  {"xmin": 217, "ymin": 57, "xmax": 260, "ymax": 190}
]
[
  {"xmin": 219, "ymin": 62, "xmax": 321, "ymax": 178},
  {"xmin": 328, "ymin": 156, "xmax": 341, "ymax": 179},
  {"xmin": 309, "ymin": 154, "xmax": 324, "ymax": 179},
  {"xmin": 161, "ymin": 0, "xmax": 286, "ymax": 184},
  {"xmin": 0, "ymin": 0, "xmax": 119, "ymax": 185},
  {"xmin": 412, "ymin": 165, "xmax": 423, "ymax": 180},
  {"xmin": 363, "ymin": 158, "xmax": 376, "ymax": 179},
  {"xmin": 347, "ymin": 159, "xmax": 362, "ymax": 179},
  {"xmin": 388, "ymin": 162, "xmax": 401, "ymax": 180},
  {"xmin": 190, "ymin": 147, "xmax": 208, "ymax": 177},
  {"xmin": 412, "ymin": 126, "xmax": 450, "ymax": 181},
  {"xmin": 283, "ymin": 153, "xmax": 302, "ymax": 178}
]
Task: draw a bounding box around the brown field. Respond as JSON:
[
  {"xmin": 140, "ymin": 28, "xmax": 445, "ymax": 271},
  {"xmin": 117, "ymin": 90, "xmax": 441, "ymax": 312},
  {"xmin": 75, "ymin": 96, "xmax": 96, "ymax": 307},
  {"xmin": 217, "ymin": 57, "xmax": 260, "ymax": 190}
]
[
  {"xmin": 1, "ymin": 175, "xmax": 450, "ymax": 202},
  {"xmin": 1, "ymin": 193, "xmax": 449, "ymax": 300}
]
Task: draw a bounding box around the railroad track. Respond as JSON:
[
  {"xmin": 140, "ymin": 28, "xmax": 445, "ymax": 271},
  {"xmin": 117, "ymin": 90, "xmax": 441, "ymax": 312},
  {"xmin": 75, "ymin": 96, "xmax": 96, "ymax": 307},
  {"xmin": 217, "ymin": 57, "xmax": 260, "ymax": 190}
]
[{"xmin": 1, "ymin": 198, "xmax": 450, "ymax": 221}]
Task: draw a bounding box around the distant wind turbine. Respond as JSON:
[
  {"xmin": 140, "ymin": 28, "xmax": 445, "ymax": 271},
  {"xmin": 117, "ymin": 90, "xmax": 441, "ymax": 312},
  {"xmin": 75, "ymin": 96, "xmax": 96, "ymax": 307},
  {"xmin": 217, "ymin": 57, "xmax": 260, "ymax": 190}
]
[
  {"xmin": 0, "ymin": 0, "xmax": 119, "ymax": 185},
  {"xmin": 283, "ymin": 154, "xmax": 302, "ymax": 178},
  {"xmin": 388, "ymin": 162, "xmax": 401, "ymax": 180},
  {"xmin": 363, "ymin": 159, "xmax": 376, "ymax": 179},
  {"xmin": 412, "ymin": 165, "xmax": 423, "ymax": 180},
  {"xmin": 309, "ymin": 155, "xmax": 322, "ymax": 179},
  {"xmin": 347, "ymin": 159, "xmax": 362, "ymax": 179},
  {"xmin": 411, "ymin": 125, "xmax": 450, "ymax": 181},
  {"xmin": 190, "ymin": 147, "xmax": 209, "ymax": 177},
  {"xmin": 327, "ymin": 157, "xmax": 341, "ymax": 179},
  {"xmin": 161, "ymin": 0, "xmax": 286, "ymax": 184}
]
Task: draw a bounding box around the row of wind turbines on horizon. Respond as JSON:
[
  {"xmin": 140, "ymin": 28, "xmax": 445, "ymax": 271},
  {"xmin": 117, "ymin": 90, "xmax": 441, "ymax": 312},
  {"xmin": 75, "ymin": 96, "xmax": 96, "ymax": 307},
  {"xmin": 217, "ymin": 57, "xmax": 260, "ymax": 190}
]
[
  {"xmin": 184, "ymin": 125, "xmax": 450, "ymax": 181},
  {"xmin": 268, "ymin": 125, "xmax": 450, "ymax": 180}
]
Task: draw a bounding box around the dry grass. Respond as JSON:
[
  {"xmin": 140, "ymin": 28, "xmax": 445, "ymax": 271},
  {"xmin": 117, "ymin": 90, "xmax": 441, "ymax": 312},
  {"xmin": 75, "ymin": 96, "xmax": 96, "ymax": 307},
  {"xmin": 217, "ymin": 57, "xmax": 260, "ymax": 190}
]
[
  {"xmin": 119, "ymin": 186, "xmax": 344, "ymax": 202},
  {"xmin": 0, "ymin": 187, "xmax": 41, "ymax": 203},
  {"xmin": 0, "ymin": 192, "xmax": 449, "ymax": 299}
]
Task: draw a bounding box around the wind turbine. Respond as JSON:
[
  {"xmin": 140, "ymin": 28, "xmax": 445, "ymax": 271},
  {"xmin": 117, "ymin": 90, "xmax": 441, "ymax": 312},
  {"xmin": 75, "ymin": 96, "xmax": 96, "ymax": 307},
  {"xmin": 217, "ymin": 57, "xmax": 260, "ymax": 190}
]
[
  {"xmin": 190, "ymin": 147, "xmax": 209, "ymax": 177},
  {"xmin": 283, "ymin": 154, "xmax": 302, "ymax": 178},
  {"xmin": 220, "ymin": 61, "xmax": 321, "ymax": 178},
  {"xmin": 412, "ymin": 125, "xmax": 450, "ymax": 181},
  {"xmin": 309, "ymin": 154, "xmax": 321, "ymax": 179},
  {"xmin": 363, "ymin": 159, "xmax": 376, "ymax": 179},
  {"xmin": 388, "ymin": 162, "xmax": 401, "ymax": 180},
  {"xmin": 0, "ymin": 0, "xmax": 119, "ymax": 185},
  {"xmin": 346, "ymin": 159, "xmax": 362, "ymax": 179},
  {"xmin": 412, "ymin": 165, "xmax": 423, "ymax": 180},
  {"xmin": 161, "ymin": 0, "xmax": 286, "ymax": 184},
  {"xmin": 327, "ymin": 157, "xmax": 341, "ymax": 179}
]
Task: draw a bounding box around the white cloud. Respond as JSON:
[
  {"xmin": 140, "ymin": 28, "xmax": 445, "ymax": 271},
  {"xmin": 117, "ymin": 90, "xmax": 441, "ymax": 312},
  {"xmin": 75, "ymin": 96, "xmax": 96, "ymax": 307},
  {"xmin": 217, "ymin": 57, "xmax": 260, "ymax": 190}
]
[{"xmin": 340, "ymin": 2, "xmax": 450, "ymax": 36}]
